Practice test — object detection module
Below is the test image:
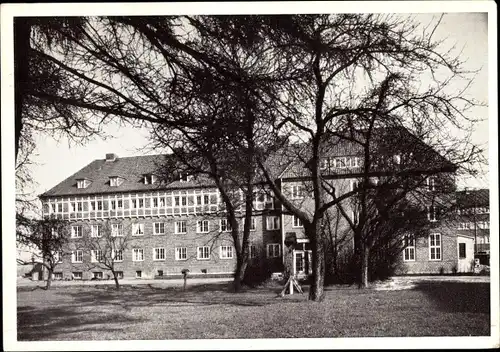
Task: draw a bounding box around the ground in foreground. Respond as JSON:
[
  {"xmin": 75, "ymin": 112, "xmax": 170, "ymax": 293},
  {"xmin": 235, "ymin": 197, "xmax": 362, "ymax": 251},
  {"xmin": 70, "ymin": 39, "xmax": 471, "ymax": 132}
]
[{"xmin": 17, "ymin": 281, "xmax": 490, "ymax": 340}]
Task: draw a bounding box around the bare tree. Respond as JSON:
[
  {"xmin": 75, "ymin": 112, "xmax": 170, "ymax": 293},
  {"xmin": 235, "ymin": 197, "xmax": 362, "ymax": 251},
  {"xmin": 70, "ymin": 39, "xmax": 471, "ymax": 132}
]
[
  {"xmin": 81, "ymin": 220, "xmax": 132, "ymax": 290},
  {"xmin": 16, "ymin": 216, "xmax": 70, "ymax": 289},
  {"xmin": 21, "ymin": 14, "xmax": 484, "ymax": 300}
]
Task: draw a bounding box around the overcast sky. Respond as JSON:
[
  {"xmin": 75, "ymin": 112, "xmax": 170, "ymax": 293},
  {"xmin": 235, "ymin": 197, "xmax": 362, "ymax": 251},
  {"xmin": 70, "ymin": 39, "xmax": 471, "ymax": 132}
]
[{"xmin": 23, "ymin": 12, "xmax": 490, "ymax": 200}]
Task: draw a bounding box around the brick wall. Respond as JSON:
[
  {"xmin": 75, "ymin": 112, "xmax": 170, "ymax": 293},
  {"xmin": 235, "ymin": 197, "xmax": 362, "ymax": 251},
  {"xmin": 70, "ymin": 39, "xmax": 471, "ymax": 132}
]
[
  {"xmin": 54, "ymin": 212, "xmax": 284, "ymax": 280},
  {"xmin": 398, "ymin": 225, "xmax": 461, "ymax": 274}
]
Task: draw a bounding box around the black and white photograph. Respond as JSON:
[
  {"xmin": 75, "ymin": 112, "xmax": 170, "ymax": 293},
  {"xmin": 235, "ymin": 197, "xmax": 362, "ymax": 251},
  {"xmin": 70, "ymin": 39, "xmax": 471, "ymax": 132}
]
[{"xmin": 2, "ymin": 1, "xmax": 498, "ymax": 350}]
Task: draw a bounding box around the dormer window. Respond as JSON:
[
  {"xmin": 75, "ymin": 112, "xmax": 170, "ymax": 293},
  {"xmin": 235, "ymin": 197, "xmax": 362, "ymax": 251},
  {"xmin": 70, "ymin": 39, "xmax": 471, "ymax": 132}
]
[
  {"xmin": 143, "ymin": 174, "xmax": 156, "ymax": 185},
  {"xmin": 179, "ymin": 173, "xmax": 191, "ymax": 182},
  {"xmin": 427, "ymin": 177, "xmax": 436, "ymax": 191},
  {"xmin": 76, "ymin": 178, "xmax": 90, "ymax": 189},
  {"xmin": 109, "ymin": 176, "xmax": 122, "ymax": 187},
  {"xmin": 393, "ymin": 154, "xmax": 401, "ymax": 165}
]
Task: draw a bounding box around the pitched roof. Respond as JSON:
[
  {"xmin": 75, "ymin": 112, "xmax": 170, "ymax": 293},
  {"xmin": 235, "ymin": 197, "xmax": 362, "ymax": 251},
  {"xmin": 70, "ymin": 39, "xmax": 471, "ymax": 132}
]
[
  {"xmin": 279, "ymin": 127, "xmax": 457, "ymax": 179},
  {"xmin": 40, "ymin": 154, "xmax": 216, "ymax": 198},
  {"xmin": 40, "ymin": 146, "xmax": 293, "ymax": 198},
  {"xmin": 456, "ymin": 189, "xmax": 490, "ymax": 208}
]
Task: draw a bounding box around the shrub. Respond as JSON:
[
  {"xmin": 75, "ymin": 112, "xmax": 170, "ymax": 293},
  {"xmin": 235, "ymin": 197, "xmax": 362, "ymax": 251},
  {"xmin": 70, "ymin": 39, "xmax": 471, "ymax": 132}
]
[{"xmin": 243, "ymin": 264, "xmax": 273, "ymax": 287}]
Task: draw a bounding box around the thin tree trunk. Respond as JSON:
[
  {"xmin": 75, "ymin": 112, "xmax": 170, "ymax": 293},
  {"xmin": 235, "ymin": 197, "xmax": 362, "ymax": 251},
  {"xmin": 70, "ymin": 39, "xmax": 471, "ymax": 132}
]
[
  {"xmin": 112, "ymin": 271, "xmax": 120, "ymax": 290},
  {"xmin": 359, "ymin": 245, "xmax": 370, "ymax": 288}
]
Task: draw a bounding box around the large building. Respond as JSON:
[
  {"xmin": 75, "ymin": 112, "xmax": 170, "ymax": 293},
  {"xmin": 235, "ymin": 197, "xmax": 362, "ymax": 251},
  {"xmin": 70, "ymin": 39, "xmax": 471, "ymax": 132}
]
[
  {"xmin": 455, "ymin": 188, "xmax": 490, "ymax": 265},
  {"xmin": 38, "ymin": 131, "xmax": 480, "ymax": 280}
]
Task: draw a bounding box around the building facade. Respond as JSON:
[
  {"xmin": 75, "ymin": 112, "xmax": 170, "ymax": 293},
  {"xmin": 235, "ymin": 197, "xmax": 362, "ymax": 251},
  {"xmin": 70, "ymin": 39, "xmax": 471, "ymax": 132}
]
[{"xmin": 39, "ymin": 133, "xmax": 481, "ymax": 280}]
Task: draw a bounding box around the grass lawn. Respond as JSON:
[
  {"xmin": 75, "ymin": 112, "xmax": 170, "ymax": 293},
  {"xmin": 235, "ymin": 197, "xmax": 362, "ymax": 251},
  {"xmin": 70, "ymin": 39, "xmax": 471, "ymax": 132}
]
[{"xmin": 17, "ymin": 280, "xmax": 490, "ymax": 340}]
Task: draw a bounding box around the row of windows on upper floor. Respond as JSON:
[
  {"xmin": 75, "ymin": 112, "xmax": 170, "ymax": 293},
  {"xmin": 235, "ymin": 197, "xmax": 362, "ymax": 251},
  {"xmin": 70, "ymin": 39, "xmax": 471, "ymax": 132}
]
[
  {"xmin": 44, "ymin": 189, "xmax": 275, "ymax": 215},
  {"xmin": 457, "ymin": 221, "xmax": 490, "ymax": 230},
  {"xmin": 457, "ymin": 207, "xmax": 490, "ymax": 215},
  {"xmin": 66, "ymin": 216, "xmax": 299, "ymax": 238},
  {"xmin": 57, "ymin": 243, "xmax": 282, "ymax": 264}
]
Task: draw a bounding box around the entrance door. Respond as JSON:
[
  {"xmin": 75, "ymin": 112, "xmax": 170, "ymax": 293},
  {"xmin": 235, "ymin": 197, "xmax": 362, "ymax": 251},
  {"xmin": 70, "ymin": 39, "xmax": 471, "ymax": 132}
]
[{"xmin": 294, "ymin": 251, "xmax": 305, "ymax": 276}]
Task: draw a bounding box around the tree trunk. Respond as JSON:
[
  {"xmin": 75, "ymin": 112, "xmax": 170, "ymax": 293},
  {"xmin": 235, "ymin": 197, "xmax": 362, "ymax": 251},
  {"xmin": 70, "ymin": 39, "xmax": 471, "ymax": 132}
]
[
  {"xmin": 14, "ymin": 18, "xmax": 31, "ymax": 160},
  {"xmin": 112, "ymin": 271, "xmax": 120, "ymax": 290},
  {"xmin": 45, "ymin": 269, "xmax": 53, "ymax": 290},
  {"xmin": 308, "ymin": 226, "xmax": 325, "ymax": 301},
  {"xmin": 359, "ymin": 245, "xmax": 370, "ymax": 289},
  {"xmin": 233, "ymin": 256, "xmax": 249, "ymax": 292}
]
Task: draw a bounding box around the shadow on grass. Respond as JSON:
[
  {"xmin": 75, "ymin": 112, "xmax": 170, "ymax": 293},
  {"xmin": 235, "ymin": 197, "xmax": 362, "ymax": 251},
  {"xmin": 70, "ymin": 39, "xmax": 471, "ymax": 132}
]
[
  {"xmin": 17, "ymin": 305, "xmax": 143, "ymax": 341},
  {"xmin": 53, "ymin": 282, "xmax": 308, "ymax": 310},
  {"xmin": 413, "ymin": 281, "xmax": 490, "ymax": 314}
]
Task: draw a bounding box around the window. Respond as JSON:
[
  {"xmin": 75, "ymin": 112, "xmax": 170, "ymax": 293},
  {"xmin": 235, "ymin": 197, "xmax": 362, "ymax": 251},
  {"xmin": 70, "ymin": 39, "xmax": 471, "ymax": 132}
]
[
  {"xmin": 175, "ymin": 221, "xmax": 187, "ymax": 234},
  {"xmin": 53, "ymin": 251, "xmax": 63, "ymax": 263},
  {"xmin": 133, "ymin": 248, "xmax": 144, "ymax": 261},
  {"xmin": 76, "ymin": 179, "xmax": 87, "ymax": 189},
  {"xmin": 131, "ymin": 198, "xmax": 145, "ymax": 209},
  {"xmin": 267, "ymin": 243, "xmax": 281, "ymax": 258},
  {"xmin": 132, "ymin": 223, "xmax": 144, "ymax": 236},
  {"xmin": 179, "ymin": 173, "xmax": 191, "ymax": 182},
  {"xmin": 71, "ymin": 201, "xmax": 83, "ymax": 212},
  {"xmin": 115, "ymin": 271, "xmax": 124, "ymax": 279},
  {"xmin": 478, "ymin": 221, "xmax": 490, "ymax": 229},
  {"xmin": 157, "ymin": 270, "xmax": 163, "ymax": 277},
  {"xmin": 220, "ymin": 219, "xmax": 231, "ymax": 232},
  {"xmin": 112, "ymin": 249, "xmax": 123, "ymax": 262},
  {"xmin": 135, "ymin": 270, "xmax": 142, "ymax": 278},
  {"xmin": 72, "ymin": 250, "xmax": 83, "ymax": 263},
  {"xmin": 293, "ymin": 215, "xmax": 303, "ymax": 228},
  {"xmin": 111, "ymin": 224, "xmax": 124, "ymax": 237},
  {"xmin": 143, "ymin": 174, "xmax": 155, "ymax": 185},
  {"xmin": 458, "ymin": 243, "xmax": 466, "ymax": 259},
  {"xmin": 154, "ymin": 222, "xmax": 165, "ymax": 235},
  {"xmin": 110, "ymin": 199, "xmax": 123, "ymax": 210},
  {"xmin": 91, "ymin": 250, "xmax": 103, "ymax": 263},
  {"xmin": 71, "ymin": 225, "xmax": 82, "ymax": 238},
  {"xmin": 249, "ymin": 245, "xmax": 257, "ymax": 259},
  {"xmin": 153, "ymin": 197, "xmax": 165, "ymax": 208},
  {"xmin": 109, "ymin": 176, "xmax": 120, "ymax": 187},
  {"xmin": 320, "ymin": 158, "xmax": 329, "ymax": 170},
  {"xmin": 403, "ymin": 234, "xmax": 415, "ymax": 261},
  {"xmin": 175, "ymin": 247, "xmax": 187, "ymax": 261},
  {"xmin": 427, "ymin": 177, "xmax": 436, "ymax": 191},
  {"xmin": 349, "ymin": 157, "xmax": 361, "ymax": 168},
  {"xmin": 245, "ymin": 217, "xmax": 256, "ymax": 231},
  {"xmin": 427, "ymin": 206, "xmax": 440, "ymax": 222},
  {"xmin": 351, "ymin": 180, "xmax": 360, "ymax": 192},
  {"xmin": 93, "ymin": 272, "xmax": 103, "ymax": 279},
  {"xmin": 91, "ymin": 224, "xmax": 102, "ymax": 238},
  {"xmin": 197, "ymin": 220, "xmax": 209, "ymax": 233},
  {"xmin": 429, "ymin": 233, "xmax": 442, "ymax": 261},
  {"xmin": 57, "ymin": 203, "xmax": 63, "ymax": 213},
  {"xmin": 197, "ymin": 246, "xmax": 210, "ymax": 260},
  {"xmin": 181, "ymin": 196, "xmax": 187, "ymax": 206},
  {"xmin": 393, "ymin": 154, "xmax": 401, "ymax": 165},
  {"xmin": 153, "ymin": 248, "xmax": 166, "ymax": 261},
  {"xmin": 220, "ymin": 246, "xmax": 234, "ymax": 259},
  {"xmin": 90, "ymin": 200, "xmax": 103, "ymax": 211},
  {"xmin": 266, "ymin": 216, "xmax": 280, "ymax": 230},
  {"xmin": 335, "ymin": 157, "xmax": 346, "ymax": 168},
  {"xmin": 291, "ymin": 185, "xmax": 304, "ymax": 199},
  {"xmin": 72, "ymin": 272, "xmax": 83, "ymax": 280},
  {"xmin": 54, "ymin": 272, "xmax": 63, "ymax": 280}
]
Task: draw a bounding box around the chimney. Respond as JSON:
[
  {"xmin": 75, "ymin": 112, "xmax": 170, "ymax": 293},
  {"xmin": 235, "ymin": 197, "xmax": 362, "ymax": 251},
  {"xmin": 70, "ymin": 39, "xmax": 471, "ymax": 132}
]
[{"xmin": 105, "ymin": 153, "xmax": 118, "ymax": 162}]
